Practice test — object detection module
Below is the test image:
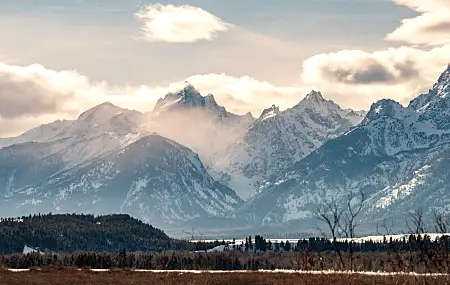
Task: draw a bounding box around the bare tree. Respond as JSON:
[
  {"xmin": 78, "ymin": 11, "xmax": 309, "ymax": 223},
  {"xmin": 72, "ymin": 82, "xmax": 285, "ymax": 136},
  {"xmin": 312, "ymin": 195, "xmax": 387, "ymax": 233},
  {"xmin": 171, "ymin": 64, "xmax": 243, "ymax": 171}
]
[
  {"xmin": 433, "ymin": 210, "xmax": 450, "ymax": 234},
  {"xmin": 315, "ymin": 197, "xmax": 345, "ymax": 239},
  {"xmin": 376, "ymin": 218, "xmax": 395, "ymax": 236},
  {"xmin": 339, "ymin": 190, "xmax": 366, "ymax": 239},
  {"xmin": 406, "ymin": 208, "xmax": 427, "ymax": 235},
  {"xmin": 315, "ymin": 191, "xmax": 366, "ymax": 271},
  {"xmin": 406, "ymin": 209, "xmax": 444, "ymax": 285},
  {"xmin": 315, "ymin": 196, "xmax": 346, "ymax": 269}
]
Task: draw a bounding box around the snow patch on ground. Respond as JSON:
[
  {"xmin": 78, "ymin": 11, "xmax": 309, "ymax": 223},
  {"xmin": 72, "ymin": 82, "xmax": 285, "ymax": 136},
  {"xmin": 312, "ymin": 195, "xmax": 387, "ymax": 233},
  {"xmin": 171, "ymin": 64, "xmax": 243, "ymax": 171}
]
[{"xmin": 5, "ymin": 268, "xmax": 449, "ymax": 276}]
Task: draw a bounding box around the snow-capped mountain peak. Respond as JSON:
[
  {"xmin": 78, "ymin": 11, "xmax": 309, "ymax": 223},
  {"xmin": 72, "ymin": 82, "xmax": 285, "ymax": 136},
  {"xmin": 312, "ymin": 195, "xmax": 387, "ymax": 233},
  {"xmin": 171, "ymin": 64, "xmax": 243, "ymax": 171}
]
[
  {"xmin": 409, "ymin": 64, "xmax": 450, "ymax": 111},
  {"xmin": 154, "ymin": 83, "xmax": 205, "ymax": 111},
  {"xmin": 436, "ymin": 64, "xmax": 450, "ymax": 85},
  {"xmin": 239, "ymin": 65, "xmax": 450, "ymax": 231},
  {"xmin": 78, "ymin": 102, "xmax": 126, "ymax": 122},
  {"xmin": 304, "ymin": 90, "xmax": 325, "ymax": 102},
  {"xmin": 151, "ymin": 84, "xmax": 239, "ymax": 123},
  {"xmin": 259, "ymin": 105, "xmax": 280, "ymax": 121},
  {"xmin": 211, "ymin": 90, "xmax": 366, "ymax": 200},
  {"xmin": 362, "ymin": 99, "xmax": 411, "ymax": 124},
  {"xmin": 293, "ymin": 90, "xmax": 343, "ymax": 115},
  {"xmin": 432, "ymin": 64, "xmax": 450, "ymax": 98}
]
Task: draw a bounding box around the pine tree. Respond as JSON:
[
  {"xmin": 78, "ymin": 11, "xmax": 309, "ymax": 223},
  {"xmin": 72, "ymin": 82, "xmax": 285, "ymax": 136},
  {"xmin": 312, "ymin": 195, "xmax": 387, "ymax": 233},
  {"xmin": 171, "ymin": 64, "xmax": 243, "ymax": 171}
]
[{"xmin": 285, "ymin": 240, "xmax": 291, "ymax": 252}]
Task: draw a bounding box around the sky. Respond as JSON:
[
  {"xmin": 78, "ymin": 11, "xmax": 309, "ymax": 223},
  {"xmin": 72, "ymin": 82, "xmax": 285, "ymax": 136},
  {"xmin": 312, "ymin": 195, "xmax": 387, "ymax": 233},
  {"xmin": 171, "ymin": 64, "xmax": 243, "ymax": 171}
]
[{"xmin": 0, "ymin": 0, "xmax": 450, "ymax": 137}]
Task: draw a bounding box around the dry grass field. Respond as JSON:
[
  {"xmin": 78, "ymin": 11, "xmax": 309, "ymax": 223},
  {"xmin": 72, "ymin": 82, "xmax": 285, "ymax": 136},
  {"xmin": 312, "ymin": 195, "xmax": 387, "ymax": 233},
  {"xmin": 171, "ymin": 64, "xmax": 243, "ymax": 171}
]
[{"xmin": 0, "ymin": 270, "xmax": 447, "ymax": 285}]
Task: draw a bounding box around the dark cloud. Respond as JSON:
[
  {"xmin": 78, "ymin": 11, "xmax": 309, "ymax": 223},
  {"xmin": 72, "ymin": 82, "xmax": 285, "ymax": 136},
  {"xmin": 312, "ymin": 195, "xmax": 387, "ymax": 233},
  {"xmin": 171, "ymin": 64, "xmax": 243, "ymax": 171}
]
[
  {"xmin": 424, "ymin": 21, "xmax": 450, "ymax": 33},
  {"xmin": 0, "ymin": 73, "xmax": 66, "ymax": 119},
  {"xmin": 0, "ymin": 63, "xmax": 88, "ymax": 120},
  {"xmin": 320, "ymin": 59, "xmax": 418, "ymax": 85}
]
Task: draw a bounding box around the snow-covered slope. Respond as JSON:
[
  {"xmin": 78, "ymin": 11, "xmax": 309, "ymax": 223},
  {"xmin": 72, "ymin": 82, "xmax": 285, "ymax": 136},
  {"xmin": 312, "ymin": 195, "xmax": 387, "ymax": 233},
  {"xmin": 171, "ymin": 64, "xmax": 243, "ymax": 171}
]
[
  {"xmin": 211, "ymin": 91, "xmax": 366, "ymax": 200},
  {"xmin": 239, "ymin": 65, "xmax": 450, "ymax": 229},
  {"xmin": 0, "ymin": 134, "xmax": 242, "ymax": 228},
  {"xmin": 0, "ymin": 120, "xmax": 72, "ymax": 148},
  {"xmin": 0, "ymin": 101, "xmax": 242, "ymax": 228},
  {"xmin": 0, "ymin": 102, "xmax": 143, "ymax": 149},
  {"xmin": 0, "ymin": 103, "xmax": 149, "ymax": 175},
  {"xmin": 145, "ymin": 84, "xmax": 254, "ymax": 164}
]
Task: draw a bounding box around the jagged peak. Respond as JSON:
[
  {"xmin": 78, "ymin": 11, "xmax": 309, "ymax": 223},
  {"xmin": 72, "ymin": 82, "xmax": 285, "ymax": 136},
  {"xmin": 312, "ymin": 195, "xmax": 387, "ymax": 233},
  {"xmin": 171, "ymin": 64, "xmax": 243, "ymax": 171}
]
[
  {"xmin": 180, "ymin": 82, "xmax": 201, "ymax": 96},
  {"xmin": 304, "ymin": 90, "xmax": 325, "ymax": 101},
  {"xmin": 204, "ymin": 93, "xmax": 218, "ymax": 104},
  {"xmin": 258, "ymin": 104, "xmax": 280, "ymax": 121},
  {"xmin": 266, "ymin": 104, "xmax": 280, "ymax": 112},
  {"xmin": 182, "ymin": 80, "xmax": 195, "ymax": 88},
  {"xmin": 362, "ymin": 99, "xmax": 410, "ymax": 124},
  {"xmin": 432, "ymin": 64, "xmax": 450, "ymax": 97},
  {"xmin": 295, "ymin": 90, "xmax": 337, "ymax": 109},
  {"xmin": 166, "ymin": 81, "xmax": 198, "ymax": 95},
  {"xmin": 154, "ymin": 83, "xmax": 204, "ymax": 110},
  {"xmin": 291, "ymin": 90, "xmax": 347, "ymax": 117},
  {"xmin": 244, "ymin": 111, "xmax": 254, "ymax": 119},
  {"xmin": 163, "ymin": 82, "xmax": 201, "ymax": 99},
  {"xmin": 436, "ymin": 64, "xmax": 450, "ymax": 84},
  {"xmin": 409, "ymin": 64, "xmax": 450, "ymax": 111}
]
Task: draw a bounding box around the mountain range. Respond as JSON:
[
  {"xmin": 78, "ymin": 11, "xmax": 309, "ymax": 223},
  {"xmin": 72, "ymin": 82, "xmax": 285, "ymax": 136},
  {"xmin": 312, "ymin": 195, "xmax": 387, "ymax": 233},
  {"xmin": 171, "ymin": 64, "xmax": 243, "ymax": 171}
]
[
  {"xmin": 210, "ymin": 90, "xmax": 365, "ymax": 199},
  {"xmin": 240, "ymin": 64, "xmax": 450, "ymax": 232},
  {"xmin": 0, "ymin": 65, "xmax": 449, "ymax": 235}
]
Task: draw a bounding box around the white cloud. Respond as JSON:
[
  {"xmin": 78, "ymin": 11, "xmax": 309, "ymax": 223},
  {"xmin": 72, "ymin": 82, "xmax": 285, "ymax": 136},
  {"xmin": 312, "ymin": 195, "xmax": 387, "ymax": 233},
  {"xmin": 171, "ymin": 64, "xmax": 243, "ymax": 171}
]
[
  {"xmin": 387, "ymin": 0, "xmax": 450, "ymax": 45},
  {"xmin": 93, "ymin": 75, "xmax": 307, "ymax": 117},
  {"xmin": 182, "ymin": 74, "xmax": 307, "ymax": 116},
  {"xmin": 134, "ymin": 3, "xmax": 232, "ymax": 43},
  {"xmin": 0, "ymin": 63, "xmax": 96, "ymax": 119},
  {"xmin": 0, "ymin": 62, "xmax": 309, "ymax": 137},
  {"xmin": 297, "ymin": 0, "xmax": 450, "ymax": 109},
  {"xmin": 301, "ymin": 45, "xmax": 450, "ymax": 108},
  {"xmin": 4, "ymin": 44, "xmax": 450, "ymax": 137}
]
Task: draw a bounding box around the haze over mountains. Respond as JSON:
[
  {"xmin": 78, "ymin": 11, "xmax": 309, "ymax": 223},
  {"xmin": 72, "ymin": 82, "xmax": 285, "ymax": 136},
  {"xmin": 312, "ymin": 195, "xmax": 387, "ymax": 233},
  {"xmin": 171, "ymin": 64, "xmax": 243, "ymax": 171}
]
[
  {"xmin": 146, "ymin": 84, "xmax": 254, "ymax": 164},
  {"xmin": 1, "ymin": 65, "xmax": 450, "ymax": 235},
  {"xmin": 211, "ymin": 90, "xmax": 365, "ymax": 199}
]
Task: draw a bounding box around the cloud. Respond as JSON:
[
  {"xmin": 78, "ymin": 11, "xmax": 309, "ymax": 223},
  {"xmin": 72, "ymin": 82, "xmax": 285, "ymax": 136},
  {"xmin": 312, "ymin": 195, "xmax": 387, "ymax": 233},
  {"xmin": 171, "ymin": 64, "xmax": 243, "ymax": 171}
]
[
  {"xmin": 96, "ymin": 75, "xmax": 307, "ymax": 117},
  {"xmin": 298, "ymin": 0, "xmax": 450, "ymax": 108},
  {"xmin": 387, "ymin": 0, "xmax": 450, "ymax": 45},
  {"xmin": 182, "ymin": 74, "xmax": 307, "ymax": 116},
  {"xmin": 301, "ymin": 45, "xmax": 450, "ymax": 107},
  {"xmin": 0, "ymin": 62, "xmax": 309, "ymax": 137},
  {"xmin": 0, "ymin": 63, "xmax": 95, "ymax": 119},
  {"xmin": 302, "ymin": 48, "xmax": 423, "ymax": 85},
  {"xmin": 134, "ymin": 4, "xmax": 233, "ymax": 43},
  {"xmin": 3, "ymin": 45, "xmax": 450, "ymax": 137},
  {"xmin": 302, "ymin": 49, "xmax": 419, "ymax": 85}
]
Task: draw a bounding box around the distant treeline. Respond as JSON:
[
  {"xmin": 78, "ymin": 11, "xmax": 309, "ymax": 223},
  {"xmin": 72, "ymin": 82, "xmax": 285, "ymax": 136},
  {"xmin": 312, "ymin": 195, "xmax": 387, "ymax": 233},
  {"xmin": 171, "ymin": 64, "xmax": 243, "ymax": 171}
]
[
  {"xmin": 0, "ymin": 213, "xmax": 218, "ymax": 254},
  {"xmin": 219, "ymin": 234, "xmax": 450, "ymax": 254},
  {"xmin": 2, "ymin": 213, "xmax": 450, "ymax": 255},
  {"xmin": 0, "ymin": 249, "xmax": 449, "ymax": 273}
]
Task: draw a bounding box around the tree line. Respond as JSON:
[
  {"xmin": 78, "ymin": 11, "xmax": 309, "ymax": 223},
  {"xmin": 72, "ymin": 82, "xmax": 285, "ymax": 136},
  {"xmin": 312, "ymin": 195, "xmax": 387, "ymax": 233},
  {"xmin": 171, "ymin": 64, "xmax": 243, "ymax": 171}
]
[{"xmin": 0, "ymin": 213, "xmax": 218, "ymax": 254}]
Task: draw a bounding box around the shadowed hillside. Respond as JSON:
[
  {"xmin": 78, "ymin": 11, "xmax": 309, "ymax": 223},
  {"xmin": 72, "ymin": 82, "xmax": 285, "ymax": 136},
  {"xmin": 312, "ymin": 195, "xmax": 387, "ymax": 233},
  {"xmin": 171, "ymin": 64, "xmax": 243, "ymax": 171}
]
[{"xmin": 0, "ymin": 213, "xmax": 189, "ymax": 254}]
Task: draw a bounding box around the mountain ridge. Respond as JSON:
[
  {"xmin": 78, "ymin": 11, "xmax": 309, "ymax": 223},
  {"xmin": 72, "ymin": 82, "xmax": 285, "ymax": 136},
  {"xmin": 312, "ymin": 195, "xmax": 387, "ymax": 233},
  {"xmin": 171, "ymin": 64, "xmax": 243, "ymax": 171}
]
[
  {"xmin": 210, "ymin": 90, "xmax": 366, "ymax": 200},
  {"xmin": 238, "ymin": 65, "xmax": 450, "ymax": 230},
  {"xmin": 0, "ymin": 133, "xmax": 242, "ymax": 229}
]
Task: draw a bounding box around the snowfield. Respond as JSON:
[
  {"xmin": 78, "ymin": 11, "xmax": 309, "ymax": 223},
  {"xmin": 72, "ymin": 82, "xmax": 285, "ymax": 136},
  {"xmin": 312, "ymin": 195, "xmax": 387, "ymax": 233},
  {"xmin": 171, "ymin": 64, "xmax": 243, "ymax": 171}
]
[{"xmin": 5, "ymin": 269, "xmax": 449, "ymax": 276}]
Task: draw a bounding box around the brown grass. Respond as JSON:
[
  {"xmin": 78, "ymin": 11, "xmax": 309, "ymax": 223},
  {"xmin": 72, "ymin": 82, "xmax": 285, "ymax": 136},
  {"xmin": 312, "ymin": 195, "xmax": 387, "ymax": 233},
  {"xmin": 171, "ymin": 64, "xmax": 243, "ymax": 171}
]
[{"xmin": 0, "ymin": 271, "xmax": 447, "ymax": 285}]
